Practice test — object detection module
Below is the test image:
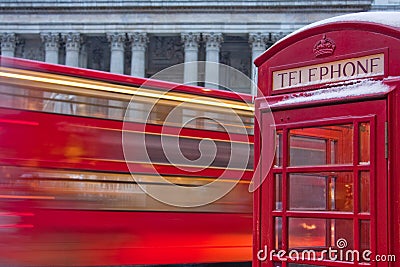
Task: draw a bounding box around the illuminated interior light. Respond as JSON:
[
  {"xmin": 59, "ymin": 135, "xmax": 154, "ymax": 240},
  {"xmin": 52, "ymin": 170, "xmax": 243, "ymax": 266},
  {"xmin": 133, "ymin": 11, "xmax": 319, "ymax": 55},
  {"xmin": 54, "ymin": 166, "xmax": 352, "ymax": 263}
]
[{"xmin": 300, "ymin": 223, "xmax": 317, "ymax": 230}]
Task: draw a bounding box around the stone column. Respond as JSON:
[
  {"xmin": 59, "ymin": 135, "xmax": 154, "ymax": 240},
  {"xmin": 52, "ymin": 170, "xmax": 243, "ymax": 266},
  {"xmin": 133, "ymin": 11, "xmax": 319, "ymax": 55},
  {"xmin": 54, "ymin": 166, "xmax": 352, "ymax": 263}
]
[
  {"xmin": 181, "ymin": 32, "xmax": 200, "ymax": 85},
  {"xmin": 40, "ymin": 33, "xmax": 60, "ymax": 64},
  {"xmin": 40, "ymin": 33, "xmax": 61, "ymax": 113},
  {"xmin": 249, "ymin": 33, "xmax": 268, "ymax": 96},
  {"xmin": 107, "ymin": 33, "xmax": 126, "ymax": 119},
  {"xmin": 79, "ymin": 43, "xmax": 88, "ymax": 68},
  {"xmin": 107, "ymin": 32, "xmax": 126, "ymax": 74},
  {"xmin": 271, "ymin": 32, "xmax": 287, "ymax": 44},
  {"xmin": 128, "ymin": 32, "xmax": 148, "ymax": 77},
  {"xmin": 204, "ymin": 32, "xmax": 223, "ymax": 89},
  {"xmin": 1, "ymin": 33, "xmax": 17, "ymax": 57},
  {"xmin": 62, "ymin": 32, "xmax": 82, "ymax": 67}
]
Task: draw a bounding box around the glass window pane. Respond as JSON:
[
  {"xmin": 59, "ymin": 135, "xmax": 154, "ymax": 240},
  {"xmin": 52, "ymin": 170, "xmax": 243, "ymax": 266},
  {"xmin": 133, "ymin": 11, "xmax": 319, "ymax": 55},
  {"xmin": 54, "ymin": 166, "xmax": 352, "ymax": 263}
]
[
  {"xmin": 333, "ymin": 173, "xmax": 354, "ymax": 212},
  {"xmin": 330, "ymin": 140, "xmax": 336, "ymax": 164},
  {"xmin": 288, "ymin": 218, "xmax": 327, "ymax": 249},
  {"xmin": 275, "ymin": 130, "xmax": 283, "ymax": 167},
  {"xmin": 360, "ymin": 172, "xmax": 370, "ymax": 213},
  {"xmin": 289, "ymin": 124, "xmax": 353, "ymax": 166},
  {"xmin": 360, "ymin": 220, "xmax": 370, "ymax": 251},
  {"xmin": 275, "ymin": 217, "xmax": 282, "ymax": 250},
  {"xmin": 289, "ymin": 174, "xmax": 327, "ymax": 210},
  {"xmin": 360, "ymin": 220, "xmax": 370, "ymax": 261},
  {"xmin": 359, "ymin": 122, "xmax": 370, "ymax": 164},
  {"xmin": 289, "ymin": 172, "xmax": 353, "ymax": 212},
  {"xmin": 275, "ymin": 174, "xmax": 282, "ymax": 210},
  {"xmin": 331, "ymin": 219, "xmax": 354, "ymax": 250},
  {"xmin": 289, "ymin": 135, "xmax": 326, "ymax": 166},
  {"xmin": 288, "ymin": 218, "xmax": 353, "ymax": 251}
]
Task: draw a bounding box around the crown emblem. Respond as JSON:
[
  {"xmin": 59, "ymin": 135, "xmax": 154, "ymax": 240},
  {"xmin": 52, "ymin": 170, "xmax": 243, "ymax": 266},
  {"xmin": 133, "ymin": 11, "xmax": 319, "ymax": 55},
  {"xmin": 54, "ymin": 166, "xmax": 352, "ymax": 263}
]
[{"xmin": 313, "ymin": 34, "xmax": 336, "ymax": 58}]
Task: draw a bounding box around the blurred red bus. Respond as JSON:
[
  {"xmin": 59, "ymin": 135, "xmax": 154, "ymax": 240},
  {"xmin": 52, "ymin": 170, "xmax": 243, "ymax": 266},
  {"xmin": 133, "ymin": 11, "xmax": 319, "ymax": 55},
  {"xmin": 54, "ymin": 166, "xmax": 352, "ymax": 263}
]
[{"xmin": 0, "ymin": 56, "xmax": 254, "ymax": 267}]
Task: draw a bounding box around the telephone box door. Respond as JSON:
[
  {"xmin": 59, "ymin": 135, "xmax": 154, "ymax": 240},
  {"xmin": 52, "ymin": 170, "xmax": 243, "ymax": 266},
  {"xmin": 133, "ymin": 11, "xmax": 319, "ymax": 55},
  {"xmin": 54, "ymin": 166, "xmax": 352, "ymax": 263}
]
[{"xmin": 258, "ymin": 99, "xmax": 388, "ymax": 267}]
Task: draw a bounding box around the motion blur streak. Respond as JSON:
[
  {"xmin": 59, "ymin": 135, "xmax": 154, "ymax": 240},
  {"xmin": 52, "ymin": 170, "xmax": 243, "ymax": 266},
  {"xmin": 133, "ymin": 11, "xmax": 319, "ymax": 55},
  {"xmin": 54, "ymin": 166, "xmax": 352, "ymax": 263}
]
[{"xmin": 0, "ymin": 56, "xmax": 253, "ymax": 266}]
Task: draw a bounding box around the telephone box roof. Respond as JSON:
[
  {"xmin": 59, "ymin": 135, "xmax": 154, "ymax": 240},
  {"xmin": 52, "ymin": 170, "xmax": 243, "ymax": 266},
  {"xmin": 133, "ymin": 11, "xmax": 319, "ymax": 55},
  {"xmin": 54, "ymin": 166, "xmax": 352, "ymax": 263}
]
[{"xmin": 255, "ymin": 11, "xmax": 400, "ymax": 67}]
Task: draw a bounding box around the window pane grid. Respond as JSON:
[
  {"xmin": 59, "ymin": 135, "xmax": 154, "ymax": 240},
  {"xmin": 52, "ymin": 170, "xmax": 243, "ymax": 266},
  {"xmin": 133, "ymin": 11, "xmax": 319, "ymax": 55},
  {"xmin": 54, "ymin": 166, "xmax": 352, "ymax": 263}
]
[{"xmin": 272, "ymin": 119, "xmax": 373, "ymax": 266}]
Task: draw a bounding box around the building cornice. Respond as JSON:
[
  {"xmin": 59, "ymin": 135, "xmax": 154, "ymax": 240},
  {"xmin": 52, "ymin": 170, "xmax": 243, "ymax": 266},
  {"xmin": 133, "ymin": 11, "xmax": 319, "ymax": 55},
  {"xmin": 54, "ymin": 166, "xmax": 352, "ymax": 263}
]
[
  {"xmin": 371, "ymin": 5, "xmax": 400, "ymax": 11},
  {"xmin": 0, "ymin": 0, "xmax": 373, "ymax": 13},
  {"xmin": 0, "ymin": 0, "xmax": 373, "ymax": 8},
  {"xmin": 0, "ymin": 1, "xmax": 376, "ymax": 35}
]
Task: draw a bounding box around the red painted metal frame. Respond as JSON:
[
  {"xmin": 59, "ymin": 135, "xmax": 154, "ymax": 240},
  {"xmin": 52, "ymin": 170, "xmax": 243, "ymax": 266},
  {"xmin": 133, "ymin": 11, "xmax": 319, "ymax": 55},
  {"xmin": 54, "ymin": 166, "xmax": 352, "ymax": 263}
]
[
  {"xmin": 254, "ymin": 17, "xmax": 400, "ymax": 267},
  {"xmin": 387, "ymin": 84, "xmax": 400, "ymax": 266},
  {"xmin": 255, "ymin": 99, "xmax": 387, "ymax": 267}
]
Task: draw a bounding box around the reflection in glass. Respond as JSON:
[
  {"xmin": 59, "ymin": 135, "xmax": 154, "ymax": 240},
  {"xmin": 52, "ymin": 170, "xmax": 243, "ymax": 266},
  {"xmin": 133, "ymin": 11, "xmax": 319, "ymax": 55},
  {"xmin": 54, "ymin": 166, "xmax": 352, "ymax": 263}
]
[
  {"xmin": 275, "ymin": 217, "xmax": 282, "ymax": 249},
  {"xmin": 332, "ymin": 219, "xmax": 354, "ymax": 251},
  {"xmin": 359, "ymin": 122, "xmax": 370, "ymax": 164},
  {"xmin": 289, "ymin": 124, "xmax": 353, "ymax": 166},
  {"xmin": 289, "ymin": 174, "xmax": 326, "ymax": 210},
  {"xmin": 288, "ymin": 218, "xmax": 326, "ymax": 249},
  {"xmin": 288, "ymin": 218, "xmax": 353, "ymax": 251},
  {"xmin": 360, "ymin": 172, "xmax": 370, "ymax": 213},
  {"xmin": 289, "ymin": 172, "xmax": 353, "ymax": 212},
  {"xmin": 289, "ymin": 136, "xmax": 326, "ymax": 166}
]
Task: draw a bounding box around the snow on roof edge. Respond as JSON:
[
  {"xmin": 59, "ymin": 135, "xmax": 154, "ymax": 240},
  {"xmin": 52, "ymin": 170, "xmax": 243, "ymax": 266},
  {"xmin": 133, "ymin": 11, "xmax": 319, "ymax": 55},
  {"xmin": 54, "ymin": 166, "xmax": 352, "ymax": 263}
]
[{"xmin": 270, "ymin": 79, "xmax": 391, "ymax": 107}]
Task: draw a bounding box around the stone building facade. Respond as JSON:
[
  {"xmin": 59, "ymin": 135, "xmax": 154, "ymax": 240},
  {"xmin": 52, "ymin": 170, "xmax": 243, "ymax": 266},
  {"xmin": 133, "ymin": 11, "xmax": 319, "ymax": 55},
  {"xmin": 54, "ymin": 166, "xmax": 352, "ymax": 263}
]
[{"xmin": 0, "ymin": 0, "xmax": 399, "ymax": 94}]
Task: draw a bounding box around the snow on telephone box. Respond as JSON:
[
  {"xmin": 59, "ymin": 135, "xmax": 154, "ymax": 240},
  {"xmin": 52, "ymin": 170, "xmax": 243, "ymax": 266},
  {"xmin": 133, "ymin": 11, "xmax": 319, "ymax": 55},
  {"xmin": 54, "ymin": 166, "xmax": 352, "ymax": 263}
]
[{"xmin": 253, "ymin": 12, "xmax": 400, "ymax": 267}]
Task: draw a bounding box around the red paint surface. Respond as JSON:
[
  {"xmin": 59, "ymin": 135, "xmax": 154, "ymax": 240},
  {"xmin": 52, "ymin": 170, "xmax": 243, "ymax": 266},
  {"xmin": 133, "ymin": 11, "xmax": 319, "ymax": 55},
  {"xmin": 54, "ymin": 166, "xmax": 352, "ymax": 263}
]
[{"xmin": 254, "ymin": 18, "xmax": 400, "ymax": 267}]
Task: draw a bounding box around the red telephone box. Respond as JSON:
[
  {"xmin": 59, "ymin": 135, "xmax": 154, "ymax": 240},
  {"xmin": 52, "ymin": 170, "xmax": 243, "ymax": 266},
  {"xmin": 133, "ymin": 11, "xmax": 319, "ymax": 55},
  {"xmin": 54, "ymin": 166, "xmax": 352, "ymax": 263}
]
[{"xmin": 253, "ymin": 12, "xmax": 400, "ymax": 267}]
